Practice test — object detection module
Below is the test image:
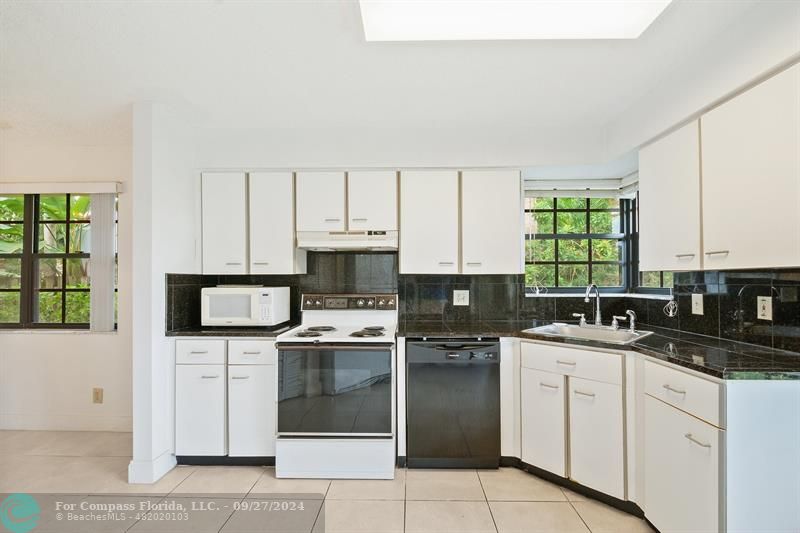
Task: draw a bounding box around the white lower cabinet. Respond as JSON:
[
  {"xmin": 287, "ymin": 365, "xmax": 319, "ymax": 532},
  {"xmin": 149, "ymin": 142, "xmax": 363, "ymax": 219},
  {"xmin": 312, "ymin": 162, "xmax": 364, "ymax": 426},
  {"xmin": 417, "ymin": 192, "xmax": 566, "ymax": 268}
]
[
  {"xmin": 176, "ymin": 364, "xmax": 227, "ymax": 456},
  {"xmin": 644, "ymin": 395, "xmax": 721, "ymax": 533},
  {"xmin": 228, "ymin": 364, "xmax": 276, "ymax": 457},
  {"xmin": 568, "ymin": 377, "xmax": 624, "ymax": 499},
  {"xmin": 521, "ymin": 367, "xmax": 566, "ymax": 476}
]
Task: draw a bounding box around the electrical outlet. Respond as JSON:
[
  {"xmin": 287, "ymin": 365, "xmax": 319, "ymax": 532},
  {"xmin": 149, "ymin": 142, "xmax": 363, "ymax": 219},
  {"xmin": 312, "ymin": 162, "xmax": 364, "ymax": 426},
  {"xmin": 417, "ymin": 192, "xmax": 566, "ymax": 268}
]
[
  {"xmin": 691, "ymin": 293, "xmax": 704, "ymax": 315},
  {"xmin": 453, "ymin": 290, "xmax": 470, "ymax": 306},
  {"xmin": 92, "ymin": 388, "xmax": 104, "ymax": 404},
  {"xmin": 757, "ymin": 296, "xmax": 773, "ymax": 321}
]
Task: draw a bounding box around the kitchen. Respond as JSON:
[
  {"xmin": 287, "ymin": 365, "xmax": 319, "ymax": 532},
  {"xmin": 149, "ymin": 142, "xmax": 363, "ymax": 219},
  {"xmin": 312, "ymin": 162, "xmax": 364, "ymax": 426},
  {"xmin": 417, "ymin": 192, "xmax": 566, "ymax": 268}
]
[{"xmin": 1, "ymin": 2, "xmax": 800, "ymax": 533}]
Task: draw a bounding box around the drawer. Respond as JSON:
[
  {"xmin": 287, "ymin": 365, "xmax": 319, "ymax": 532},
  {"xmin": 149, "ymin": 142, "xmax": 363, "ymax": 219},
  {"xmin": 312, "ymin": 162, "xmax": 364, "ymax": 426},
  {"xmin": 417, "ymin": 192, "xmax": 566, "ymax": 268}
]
[
  {"xmin": 176, "ymin": 340, "xmax": 226, "ymax": 364},
  {"xmin": 644, "ymin": 360, "xmax": 722, "ymax": 427},
  {"xmin": 229, "ymin": 340, "xmax": 276, "ymax": 365},
  {"xmin": 521, "ymin": 341, "xmax": 622, "ymax": 385}
]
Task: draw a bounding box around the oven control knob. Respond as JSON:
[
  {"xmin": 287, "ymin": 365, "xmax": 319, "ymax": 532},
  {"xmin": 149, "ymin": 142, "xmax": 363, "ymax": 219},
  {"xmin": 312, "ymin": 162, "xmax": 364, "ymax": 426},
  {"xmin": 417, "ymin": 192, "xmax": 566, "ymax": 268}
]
[
  {"xmin": 356, "ymin": 299, "xmax": 365, "ymax": 307},
  {"xmin": 305, "ymin": 298, "xmax": 313, "ymax": 306},
  {"xmin": 377, "ymin": 299, "xmax": 385, "ymax": 307},
  {"xmin": 386, "ymin": 298, "xmax": 395, "ymax": 308},
  {"xmin": 367, "ymin": 299, "xmax": 374, "ymax": 307},
  {"xmin": 314, "ymin": 299, "xmax": 322, "ymax": 307}
]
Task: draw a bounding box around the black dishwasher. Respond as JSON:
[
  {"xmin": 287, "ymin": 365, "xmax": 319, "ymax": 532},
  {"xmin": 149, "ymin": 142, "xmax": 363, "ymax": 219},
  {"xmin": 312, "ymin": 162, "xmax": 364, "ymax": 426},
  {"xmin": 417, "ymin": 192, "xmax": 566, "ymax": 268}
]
[{"xmin": 406, "ymin": 339, "xmax": 500, "ymax": 468}]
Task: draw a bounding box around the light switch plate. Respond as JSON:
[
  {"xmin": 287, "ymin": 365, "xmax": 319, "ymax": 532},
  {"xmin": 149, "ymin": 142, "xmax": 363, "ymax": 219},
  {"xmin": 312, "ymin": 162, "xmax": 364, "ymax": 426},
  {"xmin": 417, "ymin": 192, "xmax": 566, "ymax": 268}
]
[
  {"xmin": 453, "ymin": 290, "xmax": 470, "ymax": 306},
  {"xmin": 757, "ymin": 296, "xmax": 773, "ymax": 321},
  {"xmin": 691, "ymin": 293, "xmax": 704, "ymax": 315}
]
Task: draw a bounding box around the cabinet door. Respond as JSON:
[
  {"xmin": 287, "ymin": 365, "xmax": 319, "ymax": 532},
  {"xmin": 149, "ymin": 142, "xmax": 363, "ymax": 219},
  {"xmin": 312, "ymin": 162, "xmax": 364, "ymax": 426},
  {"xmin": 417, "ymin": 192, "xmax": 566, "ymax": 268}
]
[
  {"xmin": 461, "ymin": 170, "xmax": 523, "ymax": 274},
  {"xmin": 296, "ymin": 171, "xmax": 346, "ymax": 231},
  {"xmin": 229, "ymin": 365, "xmax": 276, "ymax": 457},
  {"xmin": 639, "ymin": 121, "xmax": 702, "ymax": 271},
  {"xmin": 644, "ymin": 395, "xmax": 720, "ymax": 533},
  {"xmin": 521, "ymin": 367, "xmax": 566, "ymax": 476},
  {"xmin": 569, "ymin": 377, "xmax": 625, "ymax": 499},
  {"xmin": 701, "ymin": 63, "xmax": 800, "ymax": 269},
  {"xmin": 249, "ymin": 172, "xmax": 305, "ymax": 274},
  {"xmin": 399, "ymin": 170, "xmax": 459, "ymax": 274},
  {"xmin": 202, "ymin": 173, "xmax": 247, "ymax": 274},
  {"xmin": 348, "ymin": 171, "xmax": 398, "ymax": 231},
  {"xmin": 175, "ymin": 365, "xmax": 226, "ymax": 456}
]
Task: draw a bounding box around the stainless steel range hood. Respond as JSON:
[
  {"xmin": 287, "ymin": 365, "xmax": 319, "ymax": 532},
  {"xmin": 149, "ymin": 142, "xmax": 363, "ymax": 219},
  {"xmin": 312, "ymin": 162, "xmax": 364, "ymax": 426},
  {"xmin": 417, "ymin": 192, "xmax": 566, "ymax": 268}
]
[{"xmin": 296, "ymin": 230, "xmax": 398, "ymax": 251}]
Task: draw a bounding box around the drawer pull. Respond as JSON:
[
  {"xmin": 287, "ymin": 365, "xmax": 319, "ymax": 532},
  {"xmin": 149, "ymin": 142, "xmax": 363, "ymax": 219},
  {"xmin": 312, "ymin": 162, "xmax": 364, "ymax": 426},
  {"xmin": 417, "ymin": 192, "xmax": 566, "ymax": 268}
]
[
  {"xmin": 225, "ymin": 262, "xmax": 243, "ymax": 266},
  {"xmin": 324, "ymin": 218, "xmax": 341, "ymax": 222},
  {"xmin": 242, "ymin": 351, "xmax": 261, "ymax": 355},
  {"xmin": 189, "ymin": 350, "xmax": 209, "ymax": 355},
  {"xmin": 200, "ymin": 375, "xmax": 220, "ymax": 379},
  {"xmin": 675, "ymin": 253, "xmax": 695, "ymax": 258},
  {"xmin": 556, "ymin": 360, "xmax": 576, "ymax": 367},
  {"xmin": 705, "ymin": 250, "xmax": 730, "ymax": 256},
  {"xmin": 438, "ymin": 261, "xmax": 454, "ymax": 266},
  {"xmin": 466, "ymin": 262, "xmax": 482, "ymax": 267},
  {"xmin": 253, "ymin": 262, "xmax": 269, "ymax": 266},
  {"xmin": 685, "ymin": 433, "xmax": 711, "ymax": 448},
  {"xmin": 231, "ymin": 376, "xmax": 250, "ymax": 380},
  {"xmin": 351, "ymin": 218, "xmax": 368, "ymax": 222},
  {"xmin": 663, "ymin": 384, "xmax": 687, "ymax": 395},
  {"xmin": 574, "ymin": 390, "xmax": 596, "ymax": 398},
  {"xmin": 539, "ymin": 382, "xmax": 559, "ymax": 390}
]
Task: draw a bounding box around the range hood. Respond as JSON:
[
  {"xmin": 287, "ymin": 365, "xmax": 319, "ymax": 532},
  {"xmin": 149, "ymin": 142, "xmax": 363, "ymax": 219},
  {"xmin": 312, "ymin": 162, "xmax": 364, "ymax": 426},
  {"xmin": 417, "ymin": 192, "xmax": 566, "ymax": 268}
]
[{"xmin": 296, "ymin": 230, "xmax": 398, "ymax": 251}]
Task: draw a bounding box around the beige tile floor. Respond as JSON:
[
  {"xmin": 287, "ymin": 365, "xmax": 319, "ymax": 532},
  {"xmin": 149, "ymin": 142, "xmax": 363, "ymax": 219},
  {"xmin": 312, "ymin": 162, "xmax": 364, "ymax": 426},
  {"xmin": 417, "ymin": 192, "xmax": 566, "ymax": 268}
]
[{"xmin": 0, "ymin": 430, "xmax": 655, "ymax": 533}]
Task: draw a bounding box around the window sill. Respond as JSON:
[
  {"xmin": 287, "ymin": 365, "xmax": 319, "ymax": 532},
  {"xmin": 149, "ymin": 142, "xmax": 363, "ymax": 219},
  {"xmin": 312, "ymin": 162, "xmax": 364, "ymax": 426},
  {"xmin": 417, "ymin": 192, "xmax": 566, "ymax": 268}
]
[
  {"xmin": 524, "ymin": 292, "xmax": 672, "ymax": 301},
  {"xmin": 0, "ymin": 329, "xmax": 118, "ymax": 335}
]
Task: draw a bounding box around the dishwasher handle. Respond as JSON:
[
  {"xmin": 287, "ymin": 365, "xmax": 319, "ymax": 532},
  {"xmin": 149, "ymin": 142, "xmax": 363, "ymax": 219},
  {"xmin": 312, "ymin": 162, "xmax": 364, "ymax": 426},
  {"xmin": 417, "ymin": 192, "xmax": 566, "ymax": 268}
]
[{"xmin": 407, "ymin": 342, "xmax": 500, "ymax": 364}]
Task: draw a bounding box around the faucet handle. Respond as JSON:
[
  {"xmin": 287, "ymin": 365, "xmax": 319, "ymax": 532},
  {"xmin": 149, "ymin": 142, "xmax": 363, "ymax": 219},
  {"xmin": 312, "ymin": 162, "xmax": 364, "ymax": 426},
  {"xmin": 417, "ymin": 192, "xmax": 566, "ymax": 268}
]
[
  {"xmin": 611, "ymin": 315, "xmax": 627, "ymax": 329},
  {"xmin": 571, "ymin": 313, "xmax": 587, "ymax": 327}
]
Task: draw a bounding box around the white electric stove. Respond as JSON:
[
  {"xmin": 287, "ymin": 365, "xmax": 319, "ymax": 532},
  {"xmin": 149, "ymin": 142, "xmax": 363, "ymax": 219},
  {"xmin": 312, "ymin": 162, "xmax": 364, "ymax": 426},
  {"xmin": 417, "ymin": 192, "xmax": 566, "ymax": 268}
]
[{"xmin": 274, "ymin": 293, "xmax": 398, "ymax": 479}]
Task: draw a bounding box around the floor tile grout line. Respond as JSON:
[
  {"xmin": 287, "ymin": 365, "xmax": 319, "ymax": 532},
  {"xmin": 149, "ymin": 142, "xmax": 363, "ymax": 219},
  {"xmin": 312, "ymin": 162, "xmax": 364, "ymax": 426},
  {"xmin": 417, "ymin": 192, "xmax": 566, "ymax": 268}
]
[
  {"xmin": 566, "ymin": 496, "xmax": 593, "ymax": 533},
  {"xmin": 476, "ymin": 470, "xmax": 500, "ymax": 533},
  {"xmin": 310, "ymin": 476, "xmax": 333, "ymax": 533}
]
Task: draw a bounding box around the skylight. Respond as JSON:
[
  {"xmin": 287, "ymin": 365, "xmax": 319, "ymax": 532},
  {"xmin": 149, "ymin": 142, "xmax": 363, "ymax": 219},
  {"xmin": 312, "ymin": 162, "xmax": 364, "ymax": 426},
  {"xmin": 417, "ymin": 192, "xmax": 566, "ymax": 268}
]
[{"xmin": 359, "ymin": 0, "xmax": 673, "ymax": 41}]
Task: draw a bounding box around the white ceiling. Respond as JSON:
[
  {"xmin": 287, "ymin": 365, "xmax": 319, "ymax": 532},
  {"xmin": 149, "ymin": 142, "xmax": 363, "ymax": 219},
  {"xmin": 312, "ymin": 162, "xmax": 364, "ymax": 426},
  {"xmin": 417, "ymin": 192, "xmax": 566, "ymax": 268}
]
[{"xmin": 0, "ymin": 0, "xmax": 794, "ymax": 166}]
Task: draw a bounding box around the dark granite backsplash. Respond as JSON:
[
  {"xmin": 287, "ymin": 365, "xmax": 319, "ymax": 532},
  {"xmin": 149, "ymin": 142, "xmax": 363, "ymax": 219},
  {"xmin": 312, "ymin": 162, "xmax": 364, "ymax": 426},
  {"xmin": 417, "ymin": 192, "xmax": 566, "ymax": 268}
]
[
  {"xmin": 166, "ymin": 252, "xmax": 398, "ymax": 333},
  {"xmin": 167, "ymin": 257, "xmax": 800, "ymax": 354}
]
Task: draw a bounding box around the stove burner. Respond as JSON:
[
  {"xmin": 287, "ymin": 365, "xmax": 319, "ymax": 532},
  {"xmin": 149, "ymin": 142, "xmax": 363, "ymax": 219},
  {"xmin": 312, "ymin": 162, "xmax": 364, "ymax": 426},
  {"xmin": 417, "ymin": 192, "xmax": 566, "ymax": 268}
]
[
  {"xmin": 296, "ymin": 330, "xmax": 323, "ymax": 337},
  {"xmin": 363, "ymin": 326, "xmax": 386, "ymax": 331},
  {"xmin": 350, "ymin": 330, "xmax": 385, "ymax": 338},
  {"xmin": 307, "ymin": 326, "xmax": 337, "ymax": 332}
]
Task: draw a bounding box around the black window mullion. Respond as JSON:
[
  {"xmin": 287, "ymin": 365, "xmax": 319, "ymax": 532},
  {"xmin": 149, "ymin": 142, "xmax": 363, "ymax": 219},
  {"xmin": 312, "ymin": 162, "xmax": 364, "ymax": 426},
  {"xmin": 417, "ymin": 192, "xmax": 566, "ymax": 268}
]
[{"xmin": 18, "ymin": 195, "xmax": 36, "ymax": 326}]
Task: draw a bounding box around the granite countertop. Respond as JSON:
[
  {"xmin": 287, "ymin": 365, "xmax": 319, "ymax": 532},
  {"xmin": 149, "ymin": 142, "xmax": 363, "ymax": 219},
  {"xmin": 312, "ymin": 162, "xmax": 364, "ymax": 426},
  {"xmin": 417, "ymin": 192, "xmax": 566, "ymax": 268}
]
[
  {"xmin": 399, "ymin": 320, "xmax": 800, "ymax": 380},
  {"xmin": 166, "ymin": 323, "xmax": 297, "ymax": 338}
]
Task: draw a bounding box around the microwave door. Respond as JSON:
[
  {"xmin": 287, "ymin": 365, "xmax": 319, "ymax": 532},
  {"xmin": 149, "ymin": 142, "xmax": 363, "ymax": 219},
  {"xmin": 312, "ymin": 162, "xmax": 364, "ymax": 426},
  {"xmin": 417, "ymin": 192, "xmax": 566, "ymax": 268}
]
[{"xmin": 205, "ymin": 292, "xmax": 254, "ymax": 325}]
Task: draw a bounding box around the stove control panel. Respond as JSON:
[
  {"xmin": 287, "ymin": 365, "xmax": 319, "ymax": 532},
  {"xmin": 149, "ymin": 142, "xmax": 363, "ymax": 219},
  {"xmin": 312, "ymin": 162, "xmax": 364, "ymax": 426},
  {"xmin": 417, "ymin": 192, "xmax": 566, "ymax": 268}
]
[{"xmin": 302, "ymin": 294, "xmax": 397, "ymax": 311}]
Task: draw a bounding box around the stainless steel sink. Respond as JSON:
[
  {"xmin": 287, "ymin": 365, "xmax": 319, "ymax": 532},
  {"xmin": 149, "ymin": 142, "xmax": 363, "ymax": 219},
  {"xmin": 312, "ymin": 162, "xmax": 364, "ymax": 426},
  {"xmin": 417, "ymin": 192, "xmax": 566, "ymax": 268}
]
[{"xmin": 524, "ymin": 323, "xmax": 654, "ymax": 346}]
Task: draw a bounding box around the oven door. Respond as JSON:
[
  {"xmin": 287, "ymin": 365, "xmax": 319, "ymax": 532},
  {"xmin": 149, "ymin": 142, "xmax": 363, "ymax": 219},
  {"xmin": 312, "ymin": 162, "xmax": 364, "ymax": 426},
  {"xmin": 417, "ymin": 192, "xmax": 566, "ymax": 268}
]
[{"xmin": 277, "ymin": 343, "xmax": 394, "ymax": 437}]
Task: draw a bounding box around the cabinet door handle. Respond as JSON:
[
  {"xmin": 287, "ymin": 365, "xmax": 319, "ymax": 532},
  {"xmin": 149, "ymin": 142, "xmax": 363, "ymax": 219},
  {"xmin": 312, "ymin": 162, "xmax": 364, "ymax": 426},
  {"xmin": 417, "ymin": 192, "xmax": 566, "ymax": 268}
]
[
  {"xmin": 573, "ymin": 390, "xmax": 596, "ymax": 398},
  {"xmin": 675, "ymin": 253, "xmax": 695, "ymax": 258},
  {"xmin": 466, "ymin": 262, "xmax": 482, "ymax": 267},
  {"xmin": 189, "ymin": 350, "xmax": 209, "ymax": 355},
  {"xmin": 446, "ymin": 353, "xmax": 460, "ymax": 359},
  {"xmin": 324, "ymin": 218, "xmax": 341, "ymax": 222},
  {"xmin": 705, "ymin": 250, "xmax": 730, "ymax": 256},
  {"xmin": 556, "ymin": 360, "xmax": 576, "ymax": 367},
  {"xmin": 438, "ymin": 261, "xmax": 454, "ymax": 266},
  {"xmin": 663, "ymin": 383, "xmax": 686, "ymax": 395},
  {"xmin": 685, "ymin": 433, "xmax": 711, "ymax": 448},
  {"xmin": 351, "ymin": 218, "xmax": 368, "ymax": 222},
  {"xmin": 253, "ymin": 261, "xmax": 269, "ymax": 266},
  {"xmin": 231, "ymin": 376, "xmax": 250, "ymax": 380},
  {"xmin": 200, "ymin": 375, "xmax": 220, "ymax": 379},
  {"xmin": 225, "ymin": 262, "xmax": 243, "ymax": 266},
  {"xmin": 242, "ymin": 351, "xmax": 261, "ymax": 355},
  {"xmin": 539, "ymin": 382, "xmax": 559, "ymax": 390}
]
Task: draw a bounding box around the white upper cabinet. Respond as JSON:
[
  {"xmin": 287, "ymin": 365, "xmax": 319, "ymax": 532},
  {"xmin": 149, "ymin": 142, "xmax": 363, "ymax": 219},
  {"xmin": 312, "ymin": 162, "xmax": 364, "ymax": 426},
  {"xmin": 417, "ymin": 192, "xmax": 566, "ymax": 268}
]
[
  {"xmin": 296, "ymin": 171, "xmax": 346, "ymax": 231},
  {"xmin": 638, "ymin": 121, "xmax": 702, "ymax": 272},
  {"xmin": 249, "ymin": 172, "xmax": 306, "ymax": 274},
  {"xmin": 202, "ymin": 172, "xmax": 247, "ymax": 274},
  {"xmin": 348, "ymin": 171, "xmax": 398, "ymax": 231},
  {"xmin": 701, "ymin": 63, "xmax": 800, "ymax": 270},
  {"xmin": 400, "ymin": 170, "xmax": 459, "ymax": 274},
  {"xmin": 461, "ymin": 170, "xmax": 523, "ymax": 274}
]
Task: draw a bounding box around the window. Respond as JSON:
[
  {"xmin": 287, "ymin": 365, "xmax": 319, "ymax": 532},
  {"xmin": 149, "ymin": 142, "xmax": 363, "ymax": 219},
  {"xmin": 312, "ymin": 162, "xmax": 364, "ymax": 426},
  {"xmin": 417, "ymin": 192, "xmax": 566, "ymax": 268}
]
[{"xmin": 0, "ymin": 193, "xmax": 117, "ymax": 328}]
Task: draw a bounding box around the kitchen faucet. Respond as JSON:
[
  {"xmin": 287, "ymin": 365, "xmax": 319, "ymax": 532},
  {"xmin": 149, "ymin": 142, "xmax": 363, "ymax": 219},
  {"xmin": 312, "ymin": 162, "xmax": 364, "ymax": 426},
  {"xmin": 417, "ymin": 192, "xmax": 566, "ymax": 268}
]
[{"xmin": 584, "ymin": 284, "xmax": 602, "ymax": 326}]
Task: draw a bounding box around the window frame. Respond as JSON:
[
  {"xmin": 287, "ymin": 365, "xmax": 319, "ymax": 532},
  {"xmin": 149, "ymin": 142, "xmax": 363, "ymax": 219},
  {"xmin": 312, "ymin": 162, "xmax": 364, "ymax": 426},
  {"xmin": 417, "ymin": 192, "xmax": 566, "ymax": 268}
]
[
  {"xmin": 525, "ymin": 197, "xmax": 628, "ymax": 293},
  {"xmin": 0, "ymin": 193, "xmax": 91, "ymax": 329}
]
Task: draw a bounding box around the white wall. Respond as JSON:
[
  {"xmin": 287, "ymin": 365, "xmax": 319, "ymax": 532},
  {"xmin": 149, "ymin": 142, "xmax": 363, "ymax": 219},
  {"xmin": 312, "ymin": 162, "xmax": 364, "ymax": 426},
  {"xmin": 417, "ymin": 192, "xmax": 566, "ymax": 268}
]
[
  {"xmin": 129, "ymin": 102, "xmax": 198, "ymax": 483},
  {"xmin": 0, "ymin": 141, "xmax": 133, "ymax": 431}
]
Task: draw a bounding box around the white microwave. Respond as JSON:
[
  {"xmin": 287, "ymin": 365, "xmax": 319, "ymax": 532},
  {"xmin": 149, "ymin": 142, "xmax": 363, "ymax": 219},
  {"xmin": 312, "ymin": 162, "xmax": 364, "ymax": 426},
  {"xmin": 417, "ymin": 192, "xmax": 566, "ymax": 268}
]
[{"xmin": 201, "ymin": 286, "xmax": 290, "ymax": 327}]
